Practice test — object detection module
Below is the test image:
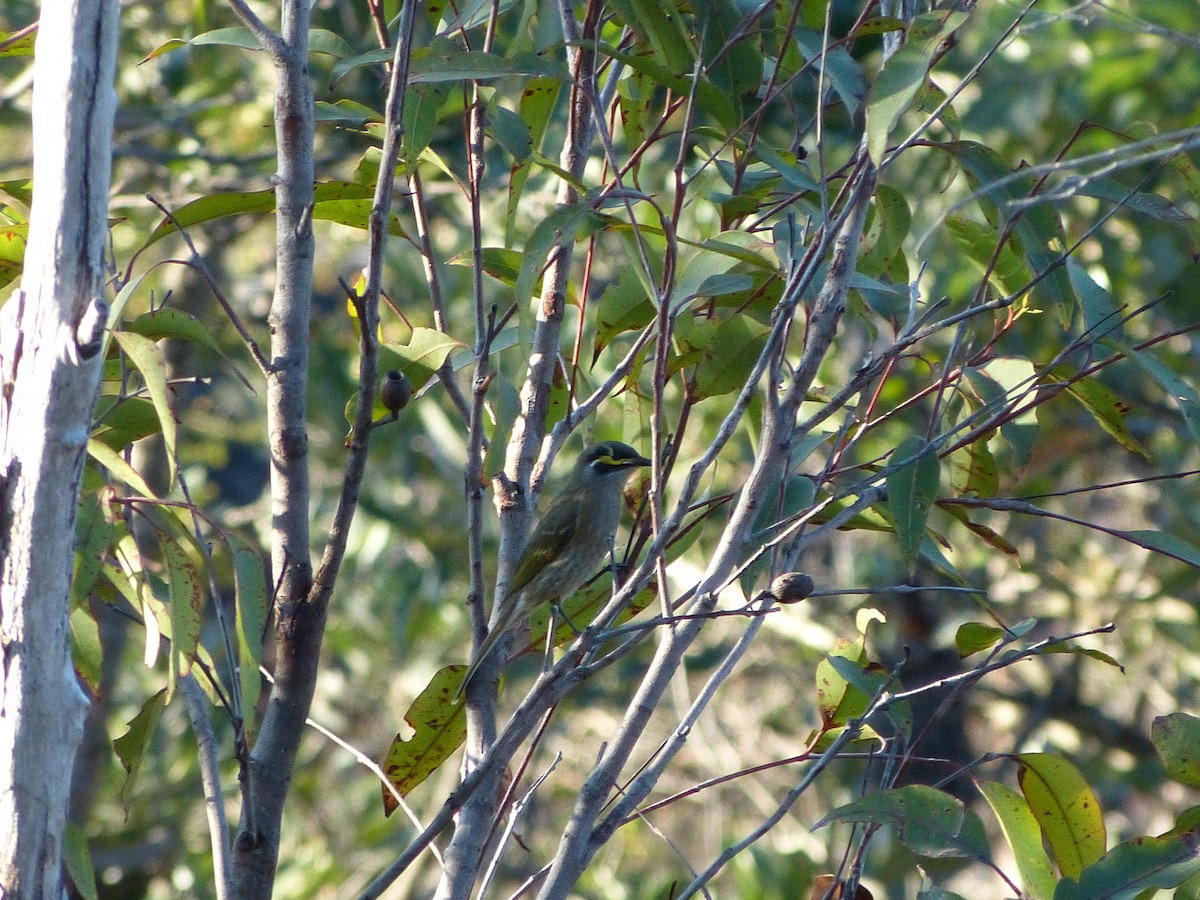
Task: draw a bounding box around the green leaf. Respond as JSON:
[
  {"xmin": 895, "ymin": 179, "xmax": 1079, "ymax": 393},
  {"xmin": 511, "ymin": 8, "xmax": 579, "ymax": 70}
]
[
  {"xmin": 979, "ymin": 780, "xmax": 1057, "ymax": 900},
  {"xmin": 1067, "ymin": 260, "xmax": 1124, "ymax": 342},
  {"xmin": 1112, "ymin": 340, "xmax": 1200, "ymax": 448},
  {"xmin": 314, "ymin": 99, "xmax": 383, "ymax": 125},
  {"xmin": 1118, "ymin": 529, "xmax": 1200, "ymax": 569},
  {"xmin": 593, "ymin": 267, "xmax": 655, "ymax": 358},
  {"xmin": 887, "ymin": 436, "xmax": 941, "ymax": 569},
  {"xmin": 403, "ymin": 83, "xmax": 452, "ymax": 164},
  {"xmin": 1076, "ymin": 177, "xmax": 1198, "ymax": 226},
  {"xmin": 381, "ymin": 327, "xmax": 468, "ymax": 393},
  {"xmin": 161, "ymin": 530, "xmax": 204, "ymax": 689},
  {"xmin": 72, "ymin": 491, "xmax": 115, "ymax": 610},
  {"xmin": 483, "ymin": 377, "xmax": 520, "ymax": 481},
  {"xmin": 816, "ymin": 785, "xmax": 984, "ymax": 859},
  {"xmin": 181, "ymin": 26, "xmax": 262, "ymax": 50},
  {"xmin": 87, "ymin": 439, "xmax": 158, "ymax": 498},
  {"xmin": 948, "ymin": 435, "xmax": 998, "ymax": 500},
  {"xmin": 308, "ymin": 29, "xmax": 356, "ymax": 57},
  {"xmin": 792, "ymin": 28, "xmax": 867, "ymax": 118},
  {"xmin": 859, "ymin": 184, "xmax": 912, "ymax": 277},
  {"xmin": 514, "ymin": 202, "xmax": 599, "ymax": 307},
  {"xmin": 70, "ymin": 605, "xmax": 103, "ymax": 693},
  {"xmin": 955, "ymin": 622, "xmax": 1005, "ymax": 658},
  {"xmin": 63, "ymin": 821, "xmax": 99, "ymax": 900},
  {"xmin": 1018, "ymin": 752, "xmax": 1106, "ymax": 880},
  {"xmin": 123, "ymin": 306, "xmax": 235, "ymax": 365},
  {"xmin": 0, "ymin": 29, "xmax": 35, "ymax": 58},
  {"xmin": 815, "ymin": 639, "xmax": 874, "ymax": 727},
  {"xmin": 112, "ymin": 331, "xmax": 178, "ymax": 486},
  {"xmin": 113, "ymin": 689, "xmax": 168, "ymax": 808},
  {"xmin": 607, "ymin": 0, "xmax": 694, "ymax": 76},
  {"xmin": 866, "ymin": 10, "xmax": 968, "ymax": 164},
  {"xmin": 145, "ymin": 26, "xmax": 354, "ymax": 61},
  {"xmin": 488, "ymin": 101, "xmax": 532, "ymax": 162},
  {"xmin": 332, "ymin": 46, "xmax": 566, "ymax": 84},
  {"xmin": 228, "ymin": 532, "xmax": 267, "ymax": 746},
  {"xmin": 0, "ymin": 223, "xmax": 27, "ymax": 289},
  {"xmin": 593, "ymin": 42, "xmax": 738, "ymax": 132},
  {"xmin": 380, "ymin": 666, "xmax": 469, "ymax": 814},
  {"xmin": 690, "ymin": 315, "xmax": 771, "ymax": 399},
  {"xmin": 1153, "ymin": 714, "xmax": 1200, "ymax": 789},
  {"xmin": 1056, "ymin": 828, "xmax": 1200, "ymax": 900},
  {"xmin": 506, "ymin": 77, "xmax": 562, "ymax": 245},
  {"xmin": 1044, "ymin": 367, "xmax": 1150, "ymax": 460},
  {"xmin": 141, "ymin": 181, "xmax": 383, "ymax": 249},
  {"xmin": 945, "ymin": 215, "xmax": 1033, "ymax": 298},
  {"xmin": 91, "ymin": 396, "xmax": 162, "ymax": 450},
  {"xmin": 936, "ymin": 141, "xmax": 1076, "ymax": 324},
  {"xmin": 1042, "ymin": 640, "xmax": 1124, "ymax": 671}
]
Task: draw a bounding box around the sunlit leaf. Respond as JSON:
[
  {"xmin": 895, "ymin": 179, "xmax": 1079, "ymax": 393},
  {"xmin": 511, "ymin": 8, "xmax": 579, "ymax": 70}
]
[
  {"xmin": 979, "ymin": 780, "xmax": 1057, "ymax": 900},
  {"xmin": 380, "ymin": 666, "xmax": 469, "ymax": 814},
  {"xmin": 87, "ymin": 439, "xmax": 158, "ymax": 499},
  {"xmin": 112, "ymin": 331, "xmax": 178, "ymax": 486},
  {"xmin": 866, "ymin": 10, "xmax": 968, "ymax": 164},
  {"xmin": 955, "ymin": 622, "xmax": 1005, "ymax": 658},
  {"xmin": 381, "ymin": 327, "xmax": 468, "ymax": 393},
  {"xmin": 1018, "ymin": 752, "xmax": 1106, "ymax": 880}
]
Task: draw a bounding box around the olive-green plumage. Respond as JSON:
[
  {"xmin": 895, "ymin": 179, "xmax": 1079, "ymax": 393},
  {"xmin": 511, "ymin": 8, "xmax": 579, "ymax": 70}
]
[{"xmin": 457, "ymin": 441, "xmax": 651, "ymax": 698}]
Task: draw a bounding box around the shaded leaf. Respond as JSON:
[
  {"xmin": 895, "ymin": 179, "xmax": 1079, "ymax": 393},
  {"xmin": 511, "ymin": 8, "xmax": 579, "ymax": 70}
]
[
  {"xmin": 228, "ymin": 532, "xmax": 267, "ymax": 746},
  {"xmin": 72, "ymin": 490, "xmax": 115, "ymax": 610},
  {"xmin": 1152, "ymin": 714, "xmax": 1200, "ymax": 789},
  {"xmin": 113, "ymin": 689, "xmax": 168, "ymax": 808},
  {"xmin": 816, "ymin": 785, "xmax": 985, "ymax": 859},
  {"xmin": 1044, "ymin": 367, "xmax": 1149, "ymax": 460},
  {"xmin": 887, "ymin": 436, "xmax": 941, "ymax": 569},
  {"xmin": 70, "ymin": 606, "xmax": 103, "ymax": 693},
  {"xmin": 63, "ymin": 821, "xmax": 99, "ymax": 900},
  {"xmin": 1056, "ymin": 828, "xmax": 1200, "ymax": 900},
  {"xmin": 161, "ymin": 530, "xmax": 204, "ymax": 688}
]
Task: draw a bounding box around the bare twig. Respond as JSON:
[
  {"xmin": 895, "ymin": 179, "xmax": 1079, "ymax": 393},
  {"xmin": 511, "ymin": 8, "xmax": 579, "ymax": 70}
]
[{"xmin": 181, "ymin": 675, "xmax": 232, "ymax": 900}]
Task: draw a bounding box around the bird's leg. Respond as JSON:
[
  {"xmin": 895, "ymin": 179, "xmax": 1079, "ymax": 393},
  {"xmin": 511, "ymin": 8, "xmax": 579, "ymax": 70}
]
[
  {"xmin": 608, "ymin": 534, "xmax": 618, "ymax": 589},
  {"xmin": 551, "ymin": 601, "xmax": 584, "ymax": 637}
]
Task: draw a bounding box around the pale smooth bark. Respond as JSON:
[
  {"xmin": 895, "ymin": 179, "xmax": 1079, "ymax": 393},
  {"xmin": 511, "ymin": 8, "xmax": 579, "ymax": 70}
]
[{"xmin": 0, "ymin": 0, "xmax": 120, "ymax": 896}]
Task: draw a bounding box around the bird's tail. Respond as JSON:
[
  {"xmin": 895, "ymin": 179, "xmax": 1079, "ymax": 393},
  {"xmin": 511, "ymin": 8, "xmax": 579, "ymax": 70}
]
[{"xmin": 452, "ymin": 592, "xmax": 526, "ymax": 701}]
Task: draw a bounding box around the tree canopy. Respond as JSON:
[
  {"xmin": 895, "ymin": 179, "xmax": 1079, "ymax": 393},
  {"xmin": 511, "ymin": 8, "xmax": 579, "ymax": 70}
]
[{"xmin": 3, "ymin": 0, "xmax": 1200, "ymax": 897}]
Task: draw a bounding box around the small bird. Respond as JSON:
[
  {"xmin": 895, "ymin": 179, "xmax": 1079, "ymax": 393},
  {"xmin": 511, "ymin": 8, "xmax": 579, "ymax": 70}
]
[{"xmin": 457, "ymin": 441, "xmax": 652, "ymax": 699}]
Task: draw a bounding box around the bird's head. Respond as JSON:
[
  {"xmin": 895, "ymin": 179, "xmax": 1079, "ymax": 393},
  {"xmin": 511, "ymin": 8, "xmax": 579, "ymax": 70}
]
[{"xmin": 576, "ymin": 441, "xmax": 652, "ymax": 481}]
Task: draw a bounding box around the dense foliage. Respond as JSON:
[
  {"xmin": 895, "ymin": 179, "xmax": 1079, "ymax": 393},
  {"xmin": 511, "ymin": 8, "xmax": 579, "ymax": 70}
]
[{"xmin": 4, "ymin": 0, "xmax": 1200, "ymax": 897}]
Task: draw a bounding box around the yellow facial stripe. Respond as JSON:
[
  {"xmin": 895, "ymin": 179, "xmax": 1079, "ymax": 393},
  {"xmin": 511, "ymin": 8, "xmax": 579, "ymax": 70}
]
[{"xmin": 596, "ymin": 454, "xmax": 643, "ymax": 467}]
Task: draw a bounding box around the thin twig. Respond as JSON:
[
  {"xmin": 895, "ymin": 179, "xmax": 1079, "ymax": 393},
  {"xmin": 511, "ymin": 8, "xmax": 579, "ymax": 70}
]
[
  {"xmin": 145, "ymin": 195, "xmax": 270, "ymax": 379},
  {"xmin": 181, "ymin": 675, "xmax": 232, "ymax": 900}
]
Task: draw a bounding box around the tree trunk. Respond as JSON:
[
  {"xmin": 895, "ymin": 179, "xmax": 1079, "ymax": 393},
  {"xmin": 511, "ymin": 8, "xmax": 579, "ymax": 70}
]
[{"xmin": 0, "ymin": 0, "xmax": 120, "ymax": 896}]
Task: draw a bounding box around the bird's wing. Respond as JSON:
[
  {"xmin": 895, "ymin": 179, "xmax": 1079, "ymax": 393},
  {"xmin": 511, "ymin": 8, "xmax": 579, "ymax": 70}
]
[{"xmin": 505, "ymin": 495, "xmax": 583, "ymax": 598}]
